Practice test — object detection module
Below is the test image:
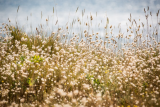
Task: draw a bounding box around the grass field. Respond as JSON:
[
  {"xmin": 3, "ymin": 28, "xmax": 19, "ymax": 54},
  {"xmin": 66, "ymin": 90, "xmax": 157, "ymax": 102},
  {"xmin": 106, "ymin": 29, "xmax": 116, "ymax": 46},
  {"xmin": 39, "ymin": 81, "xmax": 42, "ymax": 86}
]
[{"xmin": 0, "ymin": 7, "xmax": 160, "ymax": 107}]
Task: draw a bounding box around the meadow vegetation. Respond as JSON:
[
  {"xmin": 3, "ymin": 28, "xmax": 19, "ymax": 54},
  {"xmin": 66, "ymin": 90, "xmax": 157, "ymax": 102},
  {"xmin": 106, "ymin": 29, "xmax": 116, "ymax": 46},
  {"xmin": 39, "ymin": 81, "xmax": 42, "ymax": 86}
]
[{"xmin": 0, "ymin": 7, "xmax": 160, "ymax": 107}]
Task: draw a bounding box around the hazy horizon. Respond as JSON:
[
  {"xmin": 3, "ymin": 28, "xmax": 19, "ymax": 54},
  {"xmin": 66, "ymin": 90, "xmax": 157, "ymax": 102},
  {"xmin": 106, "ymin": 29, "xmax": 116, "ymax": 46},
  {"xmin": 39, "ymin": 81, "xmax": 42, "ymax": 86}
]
[{"xmin": 0, "ymin": 0, "xmax": 160, "ymax": 37}]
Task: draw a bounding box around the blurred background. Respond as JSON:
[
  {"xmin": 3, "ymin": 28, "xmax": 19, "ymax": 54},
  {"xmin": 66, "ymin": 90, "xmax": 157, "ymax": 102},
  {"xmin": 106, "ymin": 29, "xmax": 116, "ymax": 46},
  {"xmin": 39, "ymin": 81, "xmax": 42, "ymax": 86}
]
[{"xmin": 0, "ymin": 0, "xmax": 160, "ymax": 37}]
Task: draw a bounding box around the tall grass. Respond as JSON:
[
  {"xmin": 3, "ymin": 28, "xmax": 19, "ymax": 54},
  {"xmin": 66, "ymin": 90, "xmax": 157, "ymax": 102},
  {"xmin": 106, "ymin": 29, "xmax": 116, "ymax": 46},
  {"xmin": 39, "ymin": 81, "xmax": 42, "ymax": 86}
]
[{"xmin": 0, "ymin": 7, "xmax": 160, "ymax": 107}]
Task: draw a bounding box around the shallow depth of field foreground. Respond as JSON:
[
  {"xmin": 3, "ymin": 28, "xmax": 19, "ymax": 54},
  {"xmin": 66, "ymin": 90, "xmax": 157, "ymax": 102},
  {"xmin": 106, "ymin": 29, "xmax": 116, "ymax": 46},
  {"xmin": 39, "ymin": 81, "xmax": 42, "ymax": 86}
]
[{"xmin": 0, "ymin": 7, "xmax": 160, "ymax": 107}]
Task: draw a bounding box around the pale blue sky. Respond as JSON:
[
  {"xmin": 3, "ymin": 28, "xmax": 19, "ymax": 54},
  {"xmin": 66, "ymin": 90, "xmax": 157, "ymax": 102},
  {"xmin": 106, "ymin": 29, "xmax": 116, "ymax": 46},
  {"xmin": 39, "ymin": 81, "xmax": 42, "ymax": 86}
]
[{"xmin": 0, "ymin": 0, "xmax": 160, "ymax": 36}]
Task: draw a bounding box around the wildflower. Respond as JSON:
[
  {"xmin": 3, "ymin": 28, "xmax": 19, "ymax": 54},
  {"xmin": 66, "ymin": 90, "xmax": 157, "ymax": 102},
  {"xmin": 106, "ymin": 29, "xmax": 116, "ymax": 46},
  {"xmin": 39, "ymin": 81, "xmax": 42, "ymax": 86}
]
[
  {"xmin": 67, "ymin": 91, "xmax": 73, "ymax": 98},
  {"xmin": 20, "ymin": 98, "xmax": 25, "ymax": 103},
  {"xmin": 105, "ymin": 70, "xmax": 109, "ymax": 73},
  {"xmin": 98, "ymin": 75, "xmax": 101, "ymax": 79},
  {"xmin": 54, "ymin": 104, "xmax": 62, "ymax": 107},
  {"xmin": 83, "ymin": 84, "xmax": 90, "ymax": 89},
  {"xmin": 105, "ymin": 36, "xmax": 109, "ymax": 38},
  {"xmin": 119, "ymin": 70, "xmax": 122, "ymax": 73},
  {"xmin": 81, "ymin": 97, "xmax": 87, "ymax": 104},
  {"xmin": 72, "ymin": 99, "xmax": 77, "ymax": 103},
  {"xmin": 63, "ymin": 104, "xmax": 72, "ymax": 107},
  {"xmin": 96, "ymin": 92, "xmax": 102, "ymax": 101},
  {"xmin": 73, "ymin": 90, "xmax": 79, "ymax": 95},
  {"xmin": 57, "ymin": 88, "xmax": 66, "ymax": 97}
]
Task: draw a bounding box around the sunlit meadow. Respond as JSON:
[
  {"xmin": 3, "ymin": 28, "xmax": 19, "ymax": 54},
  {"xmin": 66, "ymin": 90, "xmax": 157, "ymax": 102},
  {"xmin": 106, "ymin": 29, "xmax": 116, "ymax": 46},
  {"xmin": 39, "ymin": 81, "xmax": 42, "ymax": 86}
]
[{"xmin": 0, "ymin": 6, "xmax": 160, "ymax": 107}]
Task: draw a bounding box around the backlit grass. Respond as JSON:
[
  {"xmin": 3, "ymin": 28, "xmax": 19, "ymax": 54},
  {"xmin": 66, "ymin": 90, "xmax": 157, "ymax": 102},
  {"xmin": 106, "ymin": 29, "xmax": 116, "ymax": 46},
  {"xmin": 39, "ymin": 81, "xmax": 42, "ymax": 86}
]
[{"xmin": 0, "ymin": 7, "xmax": 160, "ymax": 107}]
